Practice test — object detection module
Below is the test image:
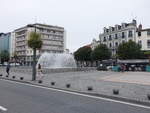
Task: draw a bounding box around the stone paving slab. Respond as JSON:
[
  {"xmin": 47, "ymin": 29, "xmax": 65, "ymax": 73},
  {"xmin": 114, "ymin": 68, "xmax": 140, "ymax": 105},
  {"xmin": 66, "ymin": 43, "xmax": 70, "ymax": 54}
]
[{"xmin": 1, "ymin": 67, "xmax": 150, "ymax": 104}]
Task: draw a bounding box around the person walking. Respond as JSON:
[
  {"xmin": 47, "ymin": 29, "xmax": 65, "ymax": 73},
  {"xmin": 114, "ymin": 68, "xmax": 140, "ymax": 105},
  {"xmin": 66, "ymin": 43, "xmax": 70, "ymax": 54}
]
[
  {"xmin": 37, "ymin": 64, "xmax": 43, "ymax": 80},
  {"xmin": 6, "ymin": 62, "xmax": 10, "ymax": 76}
]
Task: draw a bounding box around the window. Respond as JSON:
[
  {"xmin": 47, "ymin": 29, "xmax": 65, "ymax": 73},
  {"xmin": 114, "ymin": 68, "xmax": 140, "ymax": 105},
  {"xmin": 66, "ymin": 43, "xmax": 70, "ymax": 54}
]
[
  {"xmin": 109, "ymin": 35, "xmax": 112, "ymax": 40},
  {"xmin": 115, "ymin": 34, "xmax": 118, "ymax": 39},
  {"xmin": 106, "ymin": 29, "xmax": 109, "ymax": 33},
  {"xmin": 122, "ymin": 32, "xmax": 125, "ymax": 38},
  {"xmin": 128, "ymin": 31, "xmax": 133, "ymax": 37},
  {"xmin": 115, "ymin": 42, "xmax": 118, "ymax": 47},
  {"xmin": 138, "ymin": 32, "xmax": 141, "ymax": 37},
  {"xmin": 109, "ymin": 43, "xmax": 112, "ymax": 48},
  {"xmin": 103, "ymin": 37, "xmax": 106, "ymax": 42},
  {"xmin": 147, "ymin": 40, "xmax": 150, "ymax": 48},
  {"xmin": 138, "ymin": 40, "xmax": 142, "ymax": 46},
  {"xmin": 147, "ymin": 30, "xmax": 150, "ymax": 36},
  {"xmin": 118, "ymin": 26, "xmax": 121, "ymax": 30},
  {"xmin": 112, "ymin": 27, "xmax": 115, "ymax": 31}
]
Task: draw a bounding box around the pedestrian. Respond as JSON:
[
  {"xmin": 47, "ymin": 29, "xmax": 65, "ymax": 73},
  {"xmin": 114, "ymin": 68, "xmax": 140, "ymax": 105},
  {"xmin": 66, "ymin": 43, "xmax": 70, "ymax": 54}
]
[
  {"xmin": 6, "ymin": 62, "xmax": 10, "ymax": 76},
  {"xmin": 37, "ymin": 64, "xmax": 43, "ymax": 80}
]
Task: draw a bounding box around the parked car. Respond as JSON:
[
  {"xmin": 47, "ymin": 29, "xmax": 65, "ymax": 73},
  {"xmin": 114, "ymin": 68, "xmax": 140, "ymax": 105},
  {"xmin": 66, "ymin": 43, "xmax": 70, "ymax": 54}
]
[{"xmin": 97, "ymin": 64, "xmax": 107, "ymax": 71}]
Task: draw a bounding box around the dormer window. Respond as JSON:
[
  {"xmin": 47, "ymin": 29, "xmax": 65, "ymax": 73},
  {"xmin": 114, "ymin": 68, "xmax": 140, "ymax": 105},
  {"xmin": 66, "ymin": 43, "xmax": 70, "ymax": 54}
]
[
  {"xmin": 138, "ymin": 32, "xmax": 141, "ymax": 37},
  {"xmin": 112, "ymin": 27, "xmax": 115, "ymax": 31},
  {"xmin": 118, "ymin": 26, "xmax": 121, "ymax": 30}
]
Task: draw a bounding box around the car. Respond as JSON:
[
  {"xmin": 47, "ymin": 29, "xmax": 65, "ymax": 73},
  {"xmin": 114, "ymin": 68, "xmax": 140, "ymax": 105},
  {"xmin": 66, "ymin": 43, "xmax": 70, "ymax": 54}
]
[{"xmin": 97, "ymin": 64, "xmax": 107, "ymax": 71}]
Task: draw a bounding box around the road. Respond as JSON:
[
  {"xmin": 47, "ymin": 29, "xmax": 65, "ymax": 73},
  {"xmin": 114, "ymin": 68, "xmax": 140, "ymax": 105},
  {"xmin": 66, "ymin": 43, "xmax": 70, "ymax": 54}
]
[{"xmin": 0, "ymin": 79, "xmax": 150, "ymax": 113}]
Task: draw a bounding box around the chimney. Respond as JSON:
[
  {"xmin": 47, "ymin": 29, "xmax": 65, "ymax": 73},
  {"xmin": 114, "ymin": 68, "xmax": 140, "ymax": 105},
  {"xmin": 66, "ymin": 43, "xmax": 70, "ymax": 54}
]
[{"xmin": 138, "ymin": 24, "xmax": 142, "ymax": 31}]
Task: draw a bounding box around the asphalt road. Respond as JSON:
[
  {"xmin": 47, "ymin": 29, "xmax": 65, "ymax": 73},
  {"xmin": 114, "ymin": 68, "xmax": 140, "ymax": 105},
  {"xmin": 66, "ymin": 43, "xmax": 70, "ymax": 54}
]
[{"xmin": 0, "ymin": 79, "xmax": 150, "ymax": 113}]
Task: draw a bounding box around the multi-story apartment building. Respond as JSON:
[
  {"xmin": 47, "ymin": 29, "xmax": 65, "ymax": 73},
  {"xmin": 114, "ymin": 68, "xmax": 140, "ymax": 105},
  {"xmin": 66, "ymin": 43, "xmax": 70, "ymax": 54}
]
[
  {"xmin": 99, "ymin": 19, "xmax": 137, "ymax": 56},
  {"xmin": 14, "ymin": 23, "xmax": 66, "ymax": 65}
]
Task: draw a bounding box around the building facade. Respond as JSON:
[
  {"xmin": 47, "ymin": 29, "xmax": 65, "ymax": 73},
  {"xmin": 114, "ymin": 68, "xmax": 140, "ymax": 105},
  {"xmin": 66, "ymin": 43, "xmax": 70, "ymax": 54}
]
[
  {"xmin": 99, "ymin": 19, "xmax": 137, "ymax": 56},
  {"xmin": 14, "ymin": 23, "xmax": 65, "ymax": 65},
  {"xmin": 136, "ymin": 26, "xmax": 150, "ymax": 50},
  {"xmin": 0, "ymin": 32, "xmax": 11, "ymax": 53},
  {"xmin": 91, "ymin": 38, "xmax": 100, "ymax": 50}
]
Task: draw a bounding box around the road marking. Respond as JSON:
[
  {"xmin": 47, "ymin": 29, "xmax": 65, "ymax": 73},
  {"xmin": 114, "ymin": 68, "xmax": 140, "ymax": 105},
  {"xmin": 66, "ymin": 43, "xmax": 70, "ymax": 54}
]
[
  {"xmin": 0, "ymin": 106, "xmax": 7, "ymax": 111},
  {"xmin": 1, "ymin": 79, "xmax": 150, "ymax": 109}
]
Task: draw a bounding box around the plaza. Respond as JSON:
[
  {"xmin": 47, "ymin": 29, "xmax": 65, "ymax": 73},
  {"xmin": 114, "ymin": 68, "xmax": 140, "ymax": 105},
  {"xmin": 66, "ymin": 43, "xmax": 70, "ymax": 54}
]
[{"xmin": 1, "ymin": 67, "xmax": 150, "ymax": 104}]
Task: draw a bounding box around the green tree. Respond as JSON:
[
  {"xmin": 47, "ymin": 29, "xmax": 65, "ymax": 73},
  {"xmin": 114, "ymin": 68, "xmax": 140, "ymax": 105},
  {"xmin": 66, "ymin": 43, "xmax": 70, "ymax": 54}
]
[
  {"xmin": 13, "ymin": 51, "xmax": 18, "ymax": 66},
  {"xmin": 74, "ymin": 46, "xmax": 92, "ymax": 61},
  {"xmin": 28, "ymin": 32, "xmax": 42, "ymax": 81},
  {"xmin": 91, "ymin": 44, "xmax": 111, "ymax": 61},
  {"xmin": 0, "ymin": 50, "xmax": 10, "ymax": 64},
  {"xmin": 117, "ymin": 40, "xmax": 143, "ymax": 59}
]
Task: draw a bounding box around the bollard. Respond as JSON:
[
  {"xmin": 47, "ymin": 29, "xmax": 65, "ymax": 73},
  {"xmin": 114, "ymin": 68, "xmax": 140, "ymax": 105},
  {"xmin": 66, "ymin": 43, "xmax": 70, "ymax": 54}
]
[
  {"xmin": 66, "ymin": 84, "xmax": 71, "ymax": 88},
  {"xmin": 20, "ymin": 77, "xmax": 24, "ymax": 80},
  {"xmin": 38, "ymin": 80, "xmax": 42, "ymax": 84},
  {"xmin": 0, "ymin": 74, "xmax": 3, "ymax": 77},
  {"xmin": 6, "ymin": 75, "xmax": 9, "ymax": 78},
  {"xmin": 87, "ymin": 86, "xmax": 93, "ymax": 91},
  {"xmin": 12, "ymin": 76, "xmax": 15, "ymax": 79},
  {"xmin": 113, "ymin": 89, "xmax": 119, "ymax": 95},
  {"xmin": 51, "ymin": 82, "xmax": 55, "ymax": 86},
  {"xmin": 147, "ymin": 94, "xmax": 150, "ymax": 100}
]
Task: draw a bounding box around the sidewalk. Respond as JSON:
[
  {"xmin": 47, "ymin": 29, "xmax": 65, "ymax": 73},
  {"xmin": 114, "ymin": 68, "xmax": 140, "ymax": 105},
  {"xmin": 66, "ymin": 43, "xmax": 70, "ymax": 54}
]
[{"xmin": 1, "ymin": 68, "xmax": 150, "ymax": 105}]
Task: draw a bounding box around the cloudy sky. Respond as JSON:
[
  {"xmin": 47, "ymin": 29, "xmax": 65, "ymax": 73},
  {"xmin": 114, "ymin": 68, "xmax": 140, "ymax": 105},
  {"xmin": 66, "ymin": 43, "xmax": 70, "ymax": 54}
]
[{"xmin": 0, "ymin": 0, "xmax": 150, "ymax": 52}]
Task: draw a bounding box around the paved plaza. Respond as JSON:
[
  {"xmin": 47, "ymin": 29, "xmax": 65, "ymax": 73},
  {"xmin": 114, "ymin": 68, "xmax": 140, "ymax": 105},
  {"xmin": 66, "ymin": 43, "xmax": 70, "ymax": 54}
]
[{"xmin": 1, "ymin": 67, "xmax": 150, "ymax": 103}]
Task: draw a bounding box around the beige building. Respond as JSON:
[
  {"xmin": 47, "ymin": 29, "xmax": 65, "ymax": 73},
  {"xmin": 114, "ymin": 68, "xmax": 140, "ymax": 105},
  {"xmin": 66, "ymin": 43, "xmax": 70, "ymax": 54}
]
[
  {"xmin": 14, "ymin": 23, "xmax": 65, "ymax": 65},
  {"xmin": 136, "ymin": 25, "xmax": 150, "ymax": 50}
]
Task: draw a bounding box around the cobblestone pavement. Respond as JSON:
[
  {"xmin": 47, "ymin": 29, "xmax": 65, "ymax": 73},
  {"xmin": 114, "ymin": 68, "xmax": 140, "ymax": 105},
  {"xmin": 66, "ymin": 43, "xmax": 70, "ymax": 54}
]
[{"xmin": 1, "ymin": 67, "xmax": 150, "ymax": 103}]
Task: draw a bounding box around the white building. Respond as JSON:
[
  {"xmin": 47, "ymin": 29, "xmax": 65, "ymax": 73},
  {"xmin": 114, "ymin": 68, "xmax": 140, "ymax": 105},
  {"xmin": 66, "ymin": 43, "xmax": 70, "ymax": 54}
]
[
  {"xmin": 99, "ymin": 19, "xmax": 137, "ymax": 56},
  {"xmin": 136, "ymin": 25, "xmax": 150, "ymax": 50},
  {"xmin": 91, "ymin": 38, "xmax": 100, "ymax": 50},
  {"xmin": 10, "ymin": 32, "xmax": 16, "ymax": 58},
  {"xmin": 14, "ymin": 23, "xmax": 66, "ymax": 65},
  {"xmin": 91, "ymin": 20, "xmax": 150, "ymax": 56}
]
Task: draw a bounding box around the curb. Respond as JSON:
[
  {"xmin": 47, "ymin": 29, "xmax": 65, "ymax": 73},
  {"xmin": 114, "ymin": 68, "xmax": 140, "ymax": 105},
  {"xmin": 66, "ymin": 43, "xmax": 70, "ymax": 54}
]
[{"xmin": 0, "ymin": 77, "xmax": 150, "ymax": 107}]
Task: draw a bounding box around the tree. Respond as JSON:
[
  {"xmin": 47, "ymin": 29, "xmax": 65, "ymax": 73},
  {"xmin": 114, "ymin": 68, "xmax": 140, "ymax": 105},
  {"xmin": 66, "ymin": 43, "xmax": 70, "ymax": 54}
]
[
  {"xmin": 0, "ymin": 50, "xmax": 10, "ymax": 64},
  {"xmin": 74, "ymin": 46, "xmax": 92, "ymax": 66},
  {"xmin": 117, "ymin": 40, "xmax": 143, "ymax": 59},
  {"xmin": 74, "ymin": 46, "xmax": 92, "ymax": 61},
  {"xmin": 28, "ymin": 32, "xmax": 42, "ymax": 81},
  {"xmin": 13, "ymin": 51, "xmax": 18, "ymax": 66},
  {"xmin": 91, "ymin": 44, "xmax": 111, "ymax": 61}
]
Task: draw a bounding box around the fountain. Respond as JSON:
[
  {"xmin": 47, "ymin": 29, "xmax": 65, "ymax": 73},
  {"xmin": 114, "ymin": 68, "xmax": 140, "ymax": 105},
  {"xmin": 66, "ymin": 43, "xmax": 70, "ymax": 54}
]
[
  {"xmin": 36, "ymin": 52, "xmax": 95, "ymax": 74},
  {"xmin": 37, "ymin": 52, "xmax": 77, "ymax": 69}
]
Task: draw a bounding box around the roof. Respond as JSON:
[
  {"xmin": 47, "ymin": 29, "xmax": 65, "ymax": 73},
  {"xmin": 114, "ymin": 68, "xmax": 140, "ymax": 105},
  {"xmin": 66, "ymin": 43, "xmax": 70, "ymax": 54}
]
[
  {"xmin": 14, "ymin": 23, "xmax": 64, "ymax": 31},
  {"xmin": 140, "ymin": 28, "xmax": 150, "ymax": 32}
]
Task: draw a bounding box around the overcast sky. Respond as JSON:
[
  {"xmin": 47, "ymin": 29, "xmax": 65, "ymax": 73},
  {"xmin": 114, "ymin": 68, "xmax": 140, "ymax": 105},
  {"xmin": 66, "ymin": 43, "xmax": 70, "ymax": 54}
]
[{"xmin": 0, "ymin": 0, "xmax": 150, "ymax": 52}]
